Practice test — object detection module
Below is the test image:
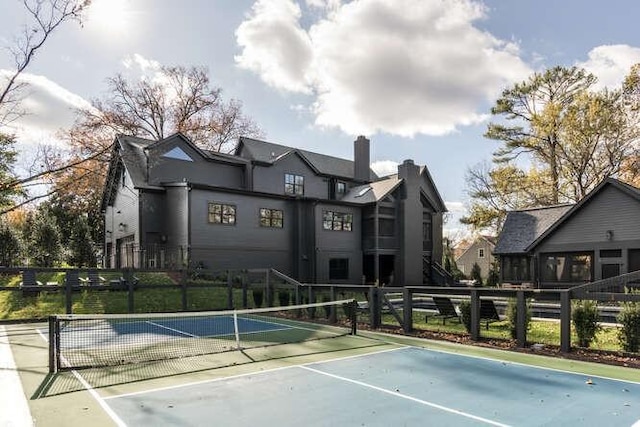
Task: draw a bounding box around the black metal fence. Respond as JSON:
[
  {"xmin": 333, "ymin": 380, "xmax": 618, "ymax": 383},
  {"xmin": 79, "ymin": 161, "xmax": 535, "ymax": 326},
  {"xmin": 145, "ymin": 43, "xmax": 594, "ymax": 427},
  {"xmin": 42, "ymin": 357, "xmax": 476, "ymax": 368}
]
[{"xmin": 2, "ymin": 266, "xmax": 639, "ymax": 353}]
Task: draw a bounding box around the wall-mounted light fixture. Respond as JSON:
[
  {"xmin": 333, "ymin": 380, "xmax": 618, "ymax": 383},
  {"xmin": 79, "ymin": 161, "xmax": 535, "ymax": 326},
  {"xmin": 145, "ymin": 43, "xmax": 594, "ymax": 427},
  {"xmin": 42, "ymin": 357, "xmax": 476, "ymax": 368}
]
[
  {"xmin": 605, "ymin": 230, "xmax": 614, "ymax": 241},
  {"xmin": 118, "ymin": 222, "xmax": 127, "ymax": 232}
]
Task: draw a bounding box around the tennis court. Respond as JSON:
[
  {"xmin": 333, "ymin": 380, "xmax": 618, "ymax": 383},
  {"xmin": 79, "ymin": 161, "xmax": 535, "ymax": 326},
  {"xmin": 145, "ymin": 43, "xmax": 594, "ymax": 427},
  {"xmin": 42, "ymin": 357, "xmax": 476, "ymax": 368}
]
[{"xmin": 3, "ymin": 299, "xmax": 640, "ymax": 426}]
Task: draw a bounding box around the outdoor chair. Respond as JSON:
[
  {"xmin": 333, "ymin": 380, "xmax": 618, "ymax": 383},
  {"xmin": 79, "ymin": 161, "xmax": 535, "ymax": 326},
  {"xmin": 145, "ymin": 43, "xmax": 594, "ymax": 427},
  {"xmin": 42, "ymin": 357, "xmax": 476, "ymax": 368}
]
[
  {"xmin": 427, "ymin": 296, "xmax": 460, "ymax": 325},
  {"xmin": 480, "ymin": 299, "xmax": 501, "ymax": 330},
  {"xmin": 80, "ymin": 270, "xmax": 106, "ymax": 287}
]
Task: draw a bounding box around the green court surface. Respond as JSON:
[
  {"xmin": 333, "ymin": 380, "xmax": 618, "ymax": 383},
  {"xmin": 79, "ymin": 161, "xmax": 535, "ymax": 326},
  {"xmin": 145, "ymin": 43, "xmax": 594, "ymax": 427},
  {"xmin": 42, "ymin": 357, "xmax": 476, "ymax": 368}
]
[{"xmin": 2, "ymin": 322, "xmax": 640, "ymax": 426}]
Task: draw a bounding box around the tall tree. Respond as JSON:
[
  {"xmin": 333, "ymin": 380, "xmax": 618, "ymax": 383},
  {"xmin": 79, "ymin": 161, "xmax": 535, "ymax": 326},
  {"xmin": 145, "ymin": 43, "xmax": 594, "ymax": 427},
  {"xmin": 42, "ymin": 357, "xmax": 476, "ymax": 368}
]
[
  {"xmin": 486, "ymin": 66, "xmax": 597, "ymax": 204},
  {"xmin": 0, "ymin": 134, "xmax": 24, "ymax": 212},
  {"xmin": 27, "ymin": 208, "xmax": 62, "ymax": 267},
  {"xmin": 67, "ymin": 65, "xmax": 263, "ymax": 154},
  {"xmin": 464, "ymin": 65, "xmax": 640, "ymax": 233},
  {"xmin": 0, "ymin": 220, "xmax": 22, "ymax": 266}
]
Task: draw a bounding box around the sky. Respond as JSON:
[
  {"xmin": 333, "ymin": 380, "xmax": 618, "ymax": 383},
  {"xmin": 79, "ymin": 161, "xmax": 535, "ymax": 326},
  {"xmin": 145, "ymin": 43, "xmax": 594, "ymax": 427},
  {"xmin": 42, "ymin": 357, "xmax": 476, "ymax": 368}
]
[{"xmin": 1, "ymin": 0, "xmax": 640, "ymax": 238}]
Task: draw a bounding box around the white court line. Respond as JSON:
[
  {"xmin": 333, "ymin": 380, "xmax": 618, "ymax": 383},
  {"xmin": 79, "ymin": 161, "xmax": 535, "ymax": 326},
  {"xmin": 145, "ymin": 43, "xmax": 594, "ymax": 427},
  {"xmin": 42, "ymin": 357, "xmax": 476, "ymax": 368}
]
[
  {"xmin": 0, "ymin": 325, "xmax": 33, "ymax": 427},
  {"xmin": 300, "ymin": 365, "xmax": 511, "ymax": 427},
  {"xmin": 104, "ymin": 346, "xmax": 406, "ymax": 400},
  {"xmin": 145, "ymin": 320, "xmax": 197, "ymax": 337},
  {"xmin": 36, "ymin": 329, "xmax": 128, "ymax": 427}
]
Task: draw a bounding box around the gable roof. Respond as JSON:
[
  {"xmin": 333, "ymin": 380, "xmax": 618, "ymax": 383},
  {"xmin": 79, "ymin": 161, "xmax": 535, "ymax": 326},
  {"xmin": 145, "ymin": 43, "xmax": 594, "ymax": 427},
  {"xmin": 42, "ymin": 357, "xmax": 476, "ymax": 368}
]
[
  {"xmin": 526, "ymin": 178, "xmax": 640, "ymax": 251},
  {"xmin": 236, "ymin": 136, "xmax": 378, "ymax": 181},
  {"xmin": 340, "ymin": 176, "xmax": 402, "ymax": 204},
  {"xmin": 493, "ymin": 204, "xmax": 572, "ymax": 254},
  {"xmin": 455, "ymin": 235, "xmax": 497, "ymax": 261}
]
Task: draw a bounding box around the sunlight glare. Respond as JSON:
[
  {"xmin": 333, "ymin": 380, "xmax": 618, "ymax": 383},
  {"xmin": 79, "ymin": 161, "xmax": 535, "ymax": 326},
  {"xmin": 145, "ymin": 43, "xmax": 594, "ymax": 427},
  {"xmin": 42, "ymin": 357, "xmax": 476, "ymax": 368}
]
[{"xmin": 86, "ymin": 0, "xmax": 132, "ymax": 36}]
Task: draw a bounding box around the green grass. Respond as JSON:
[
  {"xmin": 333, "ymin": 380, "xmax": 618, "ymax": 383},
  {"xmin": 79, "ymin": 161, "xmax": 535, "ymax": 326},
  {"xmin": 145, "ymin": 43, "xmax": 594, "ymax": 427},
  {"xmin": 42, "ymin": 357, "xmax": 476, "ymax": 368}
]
[{"xmin": 381, "ymin": 310, "xmax": 622, "ymax": 352}]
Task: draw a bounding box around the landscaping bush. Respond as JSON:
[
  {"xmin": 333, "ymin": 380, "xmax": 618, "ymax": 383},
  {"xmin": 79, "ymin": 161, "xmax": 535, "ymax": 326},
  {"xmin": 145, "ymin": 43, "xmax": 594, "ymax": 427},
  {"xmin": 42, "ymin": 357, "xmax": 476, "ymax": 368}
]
[
  {"xmin": 278, "ymin": 289, "xmax": 290, "ymax": 306},
  {"xmin": 571, "ymin": 300, "xmax": 601, "ymax": 348},
  {"xmin": 617, "ymin": 300, "xmax": 640, "ymax": 353},
  {"xmin": 506, "ymin": 298, "xmax": 531, "ymax": 339},
  {"xmin": 470, "ymin": 263, "xmax": 483, "ymax": 286},
  {"xmin": 252, "ymin": 288, "xmax": 264, "ymax": 308},
  {"xmin": 458, "ymin": 300, "xmax": 471, "ymax": 333}
]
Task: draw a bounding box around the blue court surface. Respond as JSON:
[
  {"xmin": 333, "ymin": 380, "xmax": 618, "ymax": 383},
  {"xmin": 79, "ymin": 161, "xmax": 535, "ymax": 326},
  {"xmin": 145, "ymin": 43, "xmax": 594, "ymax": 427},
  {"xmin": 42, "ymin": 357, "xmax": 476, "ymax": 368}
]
[
  {"xmin": 101, "ymin": 346, "xmax": 640, "ymax": 426},
  {"xmin": 59, "ymin": 315, "xmax": 295, "ymax": 349}
]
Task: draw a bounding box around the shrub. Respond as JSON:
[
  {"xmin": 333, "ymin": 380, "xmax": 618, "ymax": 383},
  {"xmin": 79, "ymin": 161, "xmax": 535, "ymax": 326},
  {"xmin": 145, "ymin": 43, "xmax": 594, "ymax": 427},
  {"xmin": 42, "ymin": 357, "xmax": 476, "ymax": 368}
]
[
  {"xmin": 278, "ymin": 289, "xmax": 290, "ymax": 306},
  {"xmin": 571, "ymin": 300, "xmax": 601, "ymax": 348},
  {"xmin": 459, "ymin": 300, "xmax": 471, "ymax": 333},
  {"xmin": 506, "ymin": 298, "xmax": 531, "ymax": 339},
  {"xmin": 252, "ymin": 288, "xmax": 264, "ymax": 308},
  {"xmin": 470, "ymin": 263, "xmax": 483, "ymax": 286},
  {"xmin": 486, "ymin": 261, "xmax": 500, "ymax": 287},
  {"xmin": 618, "ymin": 300, "xmax": 640, "ymax": 353}
]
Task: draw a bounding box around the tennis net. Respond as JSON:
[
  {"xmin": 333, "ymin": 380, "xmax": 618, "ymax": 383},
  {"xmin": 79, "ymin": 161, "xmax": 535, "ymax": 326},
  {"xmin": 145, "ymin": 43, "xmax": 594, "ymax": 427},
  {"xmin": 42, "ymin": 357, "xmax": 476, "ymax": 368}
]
[{"xmin": 48, "ymin": 299, "xmax": 357, "ymax": 372}]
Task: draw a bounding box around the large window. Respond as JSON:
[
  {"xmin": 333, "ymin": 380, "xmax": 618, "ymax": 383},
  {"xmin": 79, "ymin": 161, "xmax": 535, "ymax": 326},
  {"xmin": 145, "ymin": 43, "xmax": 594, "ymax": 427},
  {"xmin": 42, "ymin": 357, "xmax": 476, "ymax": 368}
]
[
  {"xmin": 501, "ymin": 256, "xmax": 531, "ymax": 282},
  {"xmin": 259, "ymin": 208, "xmax": 283, "ymax": 228},
  {"xmin": 541, "ymin": 252, "xmax": 592, "ymax": 282},
  {"xmin": 336, "ymin": 181, "xmax": 346, "ymax": 197},
  {"xmin": 323, "ymin": 211, "xmax": 353, "ymax": 231},
  {"xmin": 208, "ymin": 202, "xmax": 236, "ymax": 225},
  {"xmin": 285, "ymin": 173, "xmax": 304, "ymax": 195},
  {"xmin": 329, "ymin": 258, "xmax": 349, "ymax": 280}
]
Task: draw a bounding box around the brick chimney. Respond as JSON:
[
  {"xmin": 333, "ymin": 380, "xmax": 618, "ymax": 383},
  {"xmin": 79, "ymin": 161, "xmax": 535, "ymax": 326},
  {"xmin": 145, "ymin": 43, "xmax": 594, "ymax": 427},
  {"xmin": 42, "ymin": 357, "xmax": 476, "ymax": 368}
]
[{"xmin": 354, "ymin": 135, "xmax": 370, "ymax": 182}]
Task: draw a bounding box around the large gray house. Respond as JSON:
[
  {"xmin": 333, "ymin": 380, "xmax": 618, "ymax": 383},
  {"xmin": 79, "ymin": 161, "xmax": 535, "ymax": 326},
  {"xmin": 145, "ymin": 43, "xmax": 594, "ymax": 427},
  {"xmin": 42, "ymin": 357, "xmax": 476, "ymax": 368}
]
[
  {"xmin": 494, "ymin": 178, "xmax": 640, "ymax": 288},
  {"xmin": 101, "ymin": 133, "xmax": 448, "ymax": 286}
]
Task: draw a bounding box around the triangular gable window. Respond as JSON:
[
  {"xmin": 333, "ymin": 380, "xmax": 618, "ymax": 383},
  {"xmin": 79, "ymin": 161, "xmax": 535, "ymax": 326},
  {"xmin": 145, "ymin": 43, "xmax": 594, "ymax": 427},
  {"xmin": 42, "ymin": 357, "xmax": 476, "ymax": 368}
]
[{"xmin": 162, "ymin": 147, "xmax": 194, "ymax": 162}]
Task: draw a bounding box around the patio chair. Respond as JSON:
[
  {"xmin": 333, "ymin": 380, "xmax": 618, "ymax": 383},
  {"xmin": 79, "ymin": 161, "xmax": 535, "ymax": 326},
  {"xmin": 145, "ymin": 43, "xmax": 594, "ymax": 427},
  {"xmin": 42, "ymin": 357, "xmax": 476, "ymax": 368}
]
[
  {"xmin": 80, "ymin": 270, "xmax": 106, "ymax": 287},
  {"xmin": 427, "ymin": 296, "xmax": 460, "ymax": 325},
  {"xmin": 19, "ymin": 270, "xmax": 42, "ymax": 296},
  {"xmin": 480, "ymin": 299, "xmax": 501, "ymax": 330}
]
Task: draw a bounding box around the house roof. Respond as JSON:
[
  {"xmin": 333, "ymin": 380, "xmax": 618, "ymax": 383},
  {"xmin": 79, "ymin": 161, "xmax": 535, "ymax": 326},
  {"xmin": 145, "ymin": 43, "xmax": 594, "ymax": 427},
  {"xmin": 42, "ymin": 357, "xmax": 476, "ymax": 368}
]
[
  {"xmin": 524, "ymin": 178, "xmax": 640, "ymax": 251},
  {"xmin": 340, "ymin": 176, "xmax": 402, "ymax": 204},
  {"xmin": 494, "ymin": 177, "xmax": 640, "ymax": 256},
  {"xmin": 236, "ymin": 136, "xmax": 378, "ymax": 181},
  {"xmin": 493, "ymin": 204, "xmax": 572, "ymax": 254}
]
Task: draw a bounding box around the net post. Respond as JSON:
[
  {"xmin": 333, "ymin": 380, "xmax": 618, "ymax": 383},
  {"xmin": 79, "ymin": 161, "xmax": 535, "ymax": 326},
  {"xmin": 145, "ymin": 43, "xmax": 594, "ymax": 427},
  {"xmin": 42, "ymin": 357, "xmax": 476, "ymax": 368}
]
[
  {"xmin": 233, "ymin": 311, "xmax": 241, "ymax": 350},
  {"xmin": 48, "ymin": 315, "xmax": 57, "ymax": 373}
]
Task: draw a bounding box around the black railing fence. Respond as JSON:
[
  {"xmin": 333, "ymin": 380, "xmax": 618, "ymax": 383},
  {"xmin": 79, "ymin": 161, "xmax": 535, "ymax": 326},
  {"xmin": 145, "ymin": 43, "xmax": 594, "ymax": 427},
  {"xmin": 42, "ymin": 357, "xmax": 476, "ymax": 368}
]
[{"xmin": 1, "ymin": 267, "xmax": 639, "ymax": 353}]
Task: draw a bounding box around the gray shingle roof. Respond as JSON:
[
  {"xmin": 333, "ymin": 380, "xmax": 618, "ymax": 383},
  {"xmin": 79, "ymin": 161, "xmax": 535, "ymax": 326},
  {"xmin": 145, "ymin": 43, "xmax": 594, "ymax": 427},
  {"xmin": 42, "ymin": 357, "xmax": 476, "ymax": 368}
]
[
  {"xmin": 340, "ymin": 176, "xmax": 402, "ymax": 204},
  {"xmin": 493, "ymin": 205, "xmax": 572, "ymax": 254},
  {"xmin": 237, "ymin": 137, "xmax": 378, "ymax": 181}
]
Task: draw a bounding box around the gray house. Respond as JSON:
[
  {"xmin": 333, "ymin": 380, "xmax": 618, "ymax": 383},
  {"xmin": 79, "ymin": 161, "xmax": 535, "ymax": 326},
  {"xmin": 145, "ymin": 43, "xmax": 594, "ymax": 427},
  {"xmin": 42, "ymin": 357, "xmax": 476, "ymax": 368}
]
[
  {"xmin": 101, "ymin": 133, "xmax": 448, "ymax": 286},
  {"xmin": 494, "ymin": 178, "xmax": 640, "ymax": 288}
]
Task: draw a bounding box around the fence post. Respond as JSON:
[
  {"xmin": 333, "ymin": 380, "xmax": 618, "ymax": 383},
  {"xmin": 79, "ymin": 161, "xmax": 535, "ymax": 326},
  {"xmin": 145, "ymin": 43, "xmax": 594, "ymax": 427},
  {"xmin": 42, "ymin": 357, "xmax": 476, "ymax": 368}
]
[
  {"xmin": 48, "ymin": 316, "xmax": 56, "ymax": 373},
  {"xmin": 560, "ymin": 290, "xmax": 571, "ymax": 352},
  {"xmin": 403, "ymin": 287, "xmax": 413, "ymax": 333},
  {"xmin": 516, "ymin": 290, "xmax": 526, "ymax": 348},
  {"xmin": 369, "ymin": 286, "xmax": 381, "ymax": 329},
  {"xmin": 65, "ymin": 270, "xmax": 78, "ymax": 315},
  {"xmin": 124, "ymin": 269, "xmax": 134, "ymax": 313},
  {"xmin": 470, "ymin": 290, "xmax": 480, "ymax": 341},
  {"xmin": 242, "ymin": 275, "xmax": 248, "ymax": 308},
  {"xmin": 330, "ymin": 286, "xmax": 337, "ymax": 323},
  {"xmin": 181, "ymin": 269, "xmax": 188, "ymax": 311},
  {"xmin": 225, "ymin": 270, "xmax": 233, "ymax": 310},
  {"xmin": 266, "ymin": 270, "xmax": 272, "ymax": 307}
]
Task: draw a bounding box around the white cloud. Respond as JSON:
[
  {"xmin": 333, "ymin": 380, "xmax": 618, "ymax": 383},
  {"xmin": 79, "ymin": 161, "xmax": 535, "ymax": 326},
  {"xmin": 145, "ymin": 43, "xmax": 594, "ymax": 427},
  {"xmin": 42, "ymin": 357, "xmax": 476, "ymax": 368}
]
[
  {"xmin": 236, "ymin": 0, "xmax": 314, "ymax": 93},
  {"xmin": 577, "ymin": 44, "xmax": 640, "ymax": 90},
  {"xmin": 0, "ymin": 70, "xmax": 94, "ymax": 147},
  {"xmin": 122, "ymin": 53, "xmax": 161, "ymax": 74},
  {"xmin": 236, "ymin": 0, "xmax": 531, "ymax": 137},
  {"xmin": 445, "ymin": 200, "xmax": 466, "ymax": 214},
  {"xmin": 371, "ymin": 160, "xmax": 398, "ymax": 177}
]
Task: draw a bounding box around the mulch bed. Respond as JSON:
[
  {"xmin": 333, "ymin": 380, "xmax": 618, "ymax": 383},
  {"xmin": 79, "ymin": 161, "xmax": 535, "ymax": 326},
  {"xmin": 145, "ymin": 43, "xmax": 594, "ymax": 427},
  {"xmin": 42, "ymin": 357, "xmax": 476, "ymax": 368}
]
[{"xmin": 370, "ymin": 325, "xmax": 640, "ymax": 369}]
